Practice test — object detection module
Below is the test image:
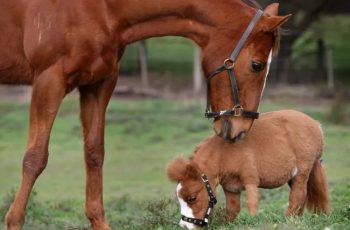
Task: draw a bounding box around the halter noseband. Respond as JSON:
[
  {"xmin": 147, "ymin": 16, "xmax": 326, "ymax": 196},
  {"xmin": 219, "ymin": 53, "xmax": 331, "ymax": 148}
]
[
  {"xmin": 181, "ymin": 175, "xmax": 217, "ymax": 227},
  {"xmin": 205, "ymin": 10, "xmax": 264, "ymax": 120}
]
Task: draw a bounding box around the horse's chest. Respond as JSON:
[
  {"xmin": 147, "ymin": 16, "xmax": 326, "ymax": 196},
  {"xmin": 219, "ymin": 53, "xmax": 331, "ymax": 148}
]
[
  {"xmin": 24, "ymin": 14, "xmax": 119, "ymax": 86},
  {"xmin": 63, "ymin": 44, "xmax": 118, "ymax": 89},
  {"xmin": 222, "ymin": 177, "xmax": 244, "ymax": 193}
]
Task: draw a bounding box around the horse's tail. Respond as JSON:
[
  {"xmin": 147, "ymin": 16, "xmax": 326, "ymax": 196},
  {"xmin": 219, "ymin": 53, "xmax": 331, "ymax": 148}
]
[{"xmin": 306, "ymin": 160, "xmax": 330, "ymax": 214}]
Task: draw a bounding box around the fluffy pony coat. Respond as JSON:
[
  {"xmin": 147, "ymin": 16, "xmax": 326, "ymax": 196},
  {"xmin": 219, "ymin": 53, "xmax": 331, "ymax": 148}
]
[{"xmin": 167, "ymin": 110, "xmax": 330, "ymax": 226}]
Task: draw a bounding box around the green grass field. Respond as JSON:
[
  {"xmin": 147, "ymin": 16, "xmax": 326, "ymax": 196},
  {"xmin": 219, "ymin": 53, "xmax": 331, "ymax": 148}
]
[{"xmin": 0, "ymin": 97, "xmax": 349, "ymax": 229}]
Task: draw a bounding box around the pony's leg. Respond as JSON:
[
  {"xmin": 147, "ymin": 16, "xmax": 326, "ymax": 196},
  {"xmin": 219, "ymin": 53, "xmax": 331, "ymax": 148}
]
[
  {"xmin": 79, "ymin": 76, "xmax": 117, "ymax": 230},
  {"xmin": 245, "ymin": 184, "xmax": 259, "ymax": 215},
  {"xmin": 286, "ymin": 174, "xmax": 308, "ymax": 216},
  {"xmin": 6, "ymin": 66, "xmax": 66, "ymax": 230},
  {"xmin": 224, "ymin": 190, "xmax": 241, "ymax": 221}
]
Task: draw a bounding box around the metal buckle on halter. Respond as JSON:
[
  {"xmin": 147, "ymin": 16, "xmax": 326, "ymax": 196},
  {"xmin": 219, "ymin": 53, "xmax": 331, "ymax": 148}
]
[
  {"xmin": 233, "ymin": 105, "xmax": 244, "ymax": 117},
  {"xmin": 224, "ymin": 58, "xmax": 235, "ymax": 70},
  {"xmin": 201, "ymin": 174, "xmax": 209, "ymax": 182}
]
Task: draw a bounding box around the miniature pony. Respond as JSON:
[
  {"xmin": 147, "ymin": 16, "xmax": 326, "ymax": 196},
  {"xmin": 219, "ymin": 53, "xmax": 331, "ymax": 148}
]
[{"xmin": 167, "ymin": 110, "xmax": 330, "ymax": 229}]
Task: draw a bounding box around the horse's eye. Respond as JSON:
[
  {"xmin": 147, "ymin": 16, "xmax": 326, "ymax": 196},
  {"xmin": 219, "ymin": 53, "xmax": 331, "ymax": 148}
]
[
  {"xmin": 187, "ymin": 196, "xmax": 197, "ymax": 204},
  {"xmin": 251, "ymin": 61, "xmax": 264, "ymax": 73}
]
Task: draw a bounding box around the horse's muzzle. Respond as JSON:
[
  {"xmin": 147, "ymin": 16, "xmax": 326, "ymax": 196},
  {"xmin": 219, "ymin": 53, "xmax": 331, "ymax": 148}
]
[{"xmin": 214, "ymin": 118, "xmax": 251, "ymax": 141}]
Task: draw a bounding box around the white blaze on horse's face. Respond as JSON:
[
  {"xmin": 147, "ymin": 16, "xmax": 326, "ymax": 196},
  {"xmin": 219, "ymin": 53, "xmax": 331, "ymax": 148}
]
[
  {"xmin": 266, "ymin": 49, "xmax": 273, "ymax": 77},
  {"xmin": 177, "ymin": 183, "xmax": 195, "ymax": 229},
  {"xmin": 258, "ymin": 49, "xmax": 273, "ymax": 108}
]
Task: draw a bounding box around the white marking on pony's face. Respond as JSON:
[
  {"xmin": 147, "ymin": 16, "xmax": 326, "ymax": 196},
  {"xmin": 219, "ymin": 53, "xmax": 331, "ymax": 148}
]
[
  {"xmin": 177, "ymin": 183, "xmax": 195, "ymax": 229},
  {"xmin": 291, "ymin": 167, "xmax": 298, "ymax": 178}
]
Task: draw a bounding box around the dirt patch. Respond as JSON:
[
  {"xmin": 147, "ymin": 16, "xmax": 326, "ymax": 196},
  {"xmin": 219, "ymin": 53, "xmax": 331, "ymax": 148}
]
[
  {"xmin": 0, "ymin": 76, "xmax": 340, "ymax": 106},
  {"xmin": 0, "ymin": 85, "xmax": 31, "ymax": 102}
]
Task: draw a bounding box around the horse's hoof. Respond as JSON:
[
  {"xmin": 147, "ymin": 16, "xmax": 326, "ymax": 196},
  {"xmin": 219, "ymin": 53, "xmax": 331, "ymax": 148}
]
[{"xmin": 92, "ymin": 223, "xmax": 112, "ymax": 230}]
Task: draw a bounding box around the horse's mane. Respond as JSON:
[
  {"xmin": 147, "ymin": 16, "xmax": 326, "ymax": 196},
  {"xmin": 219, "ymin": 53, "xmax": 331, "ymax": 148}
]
[{"xmin": 242, "ymin": 0, "xmax": 281, "ymax": 56}]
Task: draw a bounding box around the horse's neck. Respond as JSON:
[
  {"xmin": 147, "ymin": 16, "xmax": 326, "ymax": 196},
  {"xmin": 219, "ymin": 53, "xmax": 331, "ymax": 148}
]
[{"xmin": 115, "ymin": 0, "xmax": 251, "ymax": 46}]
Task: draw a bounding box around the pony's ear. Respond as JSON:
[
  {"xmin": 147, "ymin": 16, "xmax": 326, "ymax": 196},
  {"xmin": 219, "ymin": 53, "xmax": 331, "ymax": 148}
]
[
  {"xmin": 166, "ymin": 156, "xmax": 188, "ymax": 182},
  {"xmin": 186, "ymin": 162, "xmax": 201, "ymax": 180},
  {"xmin": 262, "ymin": 14, "xmax": 291, "ymax": 32}
]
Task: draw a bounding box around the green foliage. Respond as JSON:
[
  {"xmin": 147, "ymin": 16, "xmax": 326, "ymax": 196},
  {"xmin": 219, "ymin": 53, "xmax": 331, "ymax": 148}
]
[
  {"xmin": 120, "ymin": 37, "xmax": 195, "ymax": 76},
  {"xmin": 293, "ymin": 15, "xmax": 350, "ymax": 82}
]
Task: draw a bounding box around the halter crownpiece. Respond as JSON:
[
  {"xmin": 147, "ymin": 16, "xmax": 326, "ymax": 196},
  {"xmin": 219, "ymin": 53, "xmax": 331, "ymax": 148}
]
[
  {"xmin": 205, "ymin": 10, "xmax": 263, "ymax": 120},
  {"xmin": 181, "ymin": 174, "xmax": 217, "ymax": 227}
]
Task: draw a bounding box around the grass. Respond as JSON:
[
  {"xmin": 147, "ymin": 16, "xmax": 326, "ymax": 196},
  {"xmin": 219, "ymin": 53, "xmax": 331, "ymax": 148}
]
[{"xmin": 0, "ymin": 96, "xmax": 349, "ymax": 229}]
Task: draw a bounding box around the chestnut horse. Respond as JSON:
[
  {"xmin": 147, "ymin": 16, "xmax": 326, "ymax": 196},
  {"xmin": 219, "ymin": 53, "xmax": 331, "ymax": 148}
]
[
  {"xmin": 1, "ymin": 0, "xmax": 289, "ymax": 229},
  {"xmin": 167, "ymin": 110, "xmax": 330, "ymax": 229}
]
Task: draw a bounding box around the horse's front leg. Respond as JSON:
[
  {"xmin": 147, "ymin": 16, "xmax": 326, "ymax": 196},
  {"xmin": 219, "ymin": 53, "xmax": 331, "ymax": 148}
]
[
  {"xmin": 223, "ymin": 190, "xmax": 241, "ymax": 221},
  {"xmin": 6, "ymin": 65, "xmax": 67, "ymax": 230},
  {"xmin": 79, "ymin": 76, "xmax": 117, "ymax": 230}
]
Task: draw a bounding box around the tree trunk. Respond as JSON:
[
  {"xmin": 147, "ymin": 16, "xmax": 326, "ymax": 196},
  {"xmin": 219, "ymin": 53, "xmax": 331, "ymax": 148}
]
[{"xmin": 138, "ymin": 41, "xmax": 149, "ymax": 89}]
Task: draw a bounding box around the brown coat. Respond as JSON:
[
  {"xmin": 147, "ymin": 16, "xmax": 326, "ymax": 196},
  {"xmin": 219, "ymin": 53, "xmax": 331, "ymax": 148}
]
[{"xmin": 167, "ymin": 110, "xmax": 329, "ymax": 228}]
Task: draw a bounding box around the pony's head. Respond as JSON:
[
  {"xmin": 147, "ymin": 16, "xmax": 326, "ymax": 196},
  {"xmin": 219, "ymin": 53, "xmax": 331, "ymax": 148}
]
[
  {"xmin": 200, "ymin": 2, "xmax": 291, "ymax": 141},
  {"xmin": 167, "ymin": 157, "xmax": 217, "ymax": 229}
]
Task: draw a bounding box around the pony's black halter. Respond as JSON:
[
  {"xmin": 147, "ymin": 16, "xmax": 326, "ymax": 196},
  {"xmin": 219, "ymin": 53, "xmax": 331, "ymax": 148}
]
[
  {"xmin": 205, "ymin": 10, "xmax": 264, "ymax": 120},
  {"xmin": 181, "ymin": 175, "xmax": 217, "ymax": 227}
]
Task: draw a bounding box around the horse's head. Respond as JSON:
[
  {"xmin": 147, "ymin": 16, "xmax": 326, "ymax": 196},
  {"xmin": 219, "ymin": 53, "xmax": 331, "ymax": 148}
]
[
  {"xmin": 200, "ymin": 3, "xmax": 290, "ymax": 141},
  {"xmin": 167, "ymin": 157, "xmax": 217, "ymax": 229}
]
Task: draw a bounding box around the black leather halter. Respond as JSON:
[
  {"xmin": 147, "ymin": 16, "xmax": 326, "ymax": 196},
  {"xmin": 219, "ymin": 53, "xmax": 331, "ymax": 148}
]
[
  {"xmin": 181, "ymin": 175, "xmax": 217, "ymax": 227},
  {"xmin": 205, "ymin": 10, "xmax": 264, "ymax": 120}
]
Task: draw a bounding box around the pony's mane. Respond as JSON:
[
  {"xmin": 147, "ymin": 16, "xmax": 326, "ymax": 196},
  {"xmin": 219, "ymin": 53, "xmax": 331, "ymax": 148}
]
[{"xmin": 241, "ymin": 0, "xmax": 281, "ymax": 55}]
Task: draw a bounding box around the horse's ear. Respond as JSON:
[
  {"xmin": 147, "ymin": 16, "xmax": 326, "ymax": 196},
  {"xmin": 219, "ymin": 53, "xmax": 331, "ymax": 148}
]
[
  {"xmin": 264, "ymin": 3, "xmax": 279, "ymax": 16},
  {"xmin": 262, "ymin": 14, "xmax": 291, "ymax": 32},
  {"xmin": 166, "ymin": 156, "xmax": 188, "ymax": 182}
]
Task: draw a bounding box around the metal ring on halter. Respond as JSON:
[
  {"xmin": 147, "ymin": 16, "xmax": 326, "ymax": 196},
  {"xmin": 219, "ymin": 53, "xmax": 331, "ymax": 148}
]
[
  {"xmin": 233, "ymin": 105, "xmax": 243, "ymax": 117},
  {"xmin": 224, "ymin": 59, "xmax": 235, "ymax": 70}
]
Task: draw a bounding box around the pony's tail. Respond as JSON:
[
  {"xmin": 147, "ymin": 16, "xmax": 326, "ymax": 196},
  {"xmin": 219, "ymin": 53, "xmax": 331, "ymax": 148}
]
[{"xmin": 306, "ymin": 160, "xmax": 330, "ymax": 214}]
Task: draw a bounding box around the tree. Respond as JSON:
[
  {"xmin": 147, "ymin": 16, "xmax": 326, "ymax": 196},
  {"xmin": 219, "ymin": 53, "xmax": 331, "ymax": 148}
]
[{"xmin": 259, "ymin": 0, "xmax": 350, "ymax": 83}]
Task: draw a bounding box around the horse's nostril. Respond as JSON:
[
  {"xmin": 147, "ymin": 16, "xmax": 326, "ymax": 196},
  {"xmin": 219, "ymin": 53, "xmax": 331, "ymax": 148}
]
[{"xmin": 237, "ymin": 131, "xmax": 247, "ymax": 140}]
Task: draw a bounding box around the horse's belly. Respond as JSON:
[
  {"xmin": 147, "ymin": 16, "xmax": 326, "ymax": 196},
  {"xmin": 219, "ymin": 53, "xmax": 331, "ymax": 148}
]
[{"xmin": 0, "ymin": 64, "xmax": 33, "ymax": 85}]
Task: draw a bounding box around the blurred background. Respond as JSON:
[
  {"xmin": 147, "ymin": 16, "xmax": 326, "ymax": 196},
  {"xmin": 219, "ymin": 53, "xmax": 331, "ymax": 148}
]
[{"xmin": 0, "ymin": 0, "xmax": 349, "ymax": 229}]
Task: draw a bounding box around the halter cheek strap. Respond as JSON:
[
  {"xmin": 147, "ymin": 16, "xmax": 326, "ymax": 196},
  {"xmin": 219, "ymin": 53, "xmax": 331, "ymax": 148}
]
[
  {"xmin": 205, "ymin": 10, "xmax": 263, "ymax": 120},
  {"xmin": 181, "ymin": 175, "xmax": 217, "ymax": 227}
]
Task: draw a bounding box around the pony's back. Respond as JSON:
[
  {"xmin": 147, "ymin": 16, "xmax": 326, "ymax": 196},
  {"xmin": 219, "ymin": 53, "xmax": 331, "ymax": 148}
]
[{"xmin": 252, "ymin": 110, "xmax": 324, "ymax": 159}]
